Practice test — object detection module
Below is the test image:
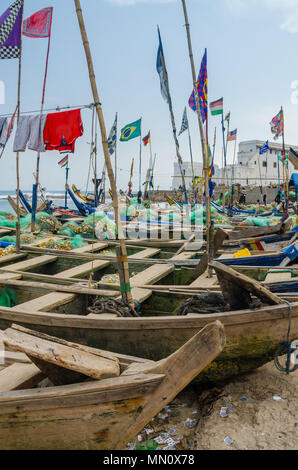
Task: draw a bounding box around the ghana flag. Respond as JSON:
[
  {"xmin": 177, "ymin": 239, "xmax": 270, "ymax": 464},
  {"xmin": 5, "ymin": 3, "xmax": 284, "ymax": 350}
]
[{"xmin": 120, "ymin": 119, "xmax": 141, "ymax": 142}]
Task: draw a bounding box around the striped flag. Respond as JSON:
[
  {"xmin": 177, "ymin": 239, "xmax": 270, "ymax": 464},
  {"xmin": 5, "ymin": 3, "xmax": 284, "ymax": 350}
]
[
  {"xmin": 210, "ymin": 98, "xmax": 223, "ymax": 116},
  {"xmin": 225, "ymin": 112, "xmax": 230, "ymax": 123},
  {"xmin": 228, "ymin": 129, "xmax": 237, "ymax": 141},
  {"xmin": 178, "ymin": 107, "xmax": 189, "ymax": 136},
  {"xmin": 108, "ymin": 113, "xmax": 117, "ymax": 156},
  {"xmin": 58, "ymin": 155, "xmax": 68, "ymax": 168},
  {"xmin": 143, "ymin": 131, "xmax": 151, "ymax": 147},
  {"xmin": 259, "ymin": 140, "xmax": 269, "ymax": 155}
]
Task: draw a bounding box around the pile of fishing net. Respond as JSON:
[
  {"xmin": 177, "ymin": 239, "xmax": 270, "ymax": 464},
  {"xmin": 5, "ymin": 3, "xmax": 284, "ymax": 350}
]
[
  {"xmin": 0, "ymin": 234, "xmax": 38, "ymax": 245},
  {"xmin": 0, "ymin": 244, "xmax": 16, "ymax": 257},
  {"xmin": 176, "ymin": 293, "xmax": 230, "ymax": 316},
  {"xmin": 38, "ymin": 235, "xmax": 86, "ymax": 251},
  {"xmin": 240, "ymin": 216, "xmax": 282, "ymax": 227}
]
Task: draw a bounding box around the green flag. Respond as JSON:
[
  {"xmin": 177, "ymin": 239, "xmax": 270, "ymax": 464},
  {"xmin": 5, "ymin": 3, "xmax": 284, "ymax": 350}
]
[{"xmin": 120, "ymin": 119, "xmax": 141, "ymax": 142}]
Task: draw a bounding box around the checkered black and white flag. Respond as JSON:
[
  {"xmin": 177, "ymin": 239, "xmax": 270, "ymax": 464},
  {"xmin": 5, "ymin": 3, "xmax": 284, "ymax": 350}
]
[
  {"xmin": 0, "ymin": 0, "xmax": 23, "ymax": 60},
  {"xmin": 178, "ymin": 107, "xmax": 189, "ymax": 136}
]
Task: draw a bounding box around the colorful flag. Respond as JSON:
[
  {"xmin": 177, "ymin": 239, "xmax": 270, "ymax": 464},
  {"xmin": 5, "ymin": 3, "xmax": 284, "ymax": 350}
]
[
  {"xmin": 156, "ymin": 27, "xmax": 169, "ymax": 104},
  {"xmin": 108, "ymin": 113, "xmax": 117, "ymax": 155},
  {"xmin": 192, "ymin": 176, "xmax": 200, "ymax": 187},
  {"xmin": 225, "ymin": 112, "xmax": 230, "ymax": 123},
  {"xmin": 178, "ymin": 107, "xmax": 189, "ymax": 136},
  {"xmin": 270, "ymin": 109, "xmax": 284, "ymax": 140},
  {"xmin": 228, "ymin": 129, "xmax": 237, "ymax": 141},
  {"xmin": 58, "ymin": 155, "xmax": 68, "ymax": 168},
  {"xmin": 120, "ymin": 119, "xmax": 141, "ymax": 142},
  {"xmin": 143, "ymin": 131, "xmax": 151, "ymax": 147},
  {"xmin": 23, "ymin": 7, "xmax": 53, "ymax": 38},
  {"xmin": 189, "ymin": 49, "xmax": 208, "ymax": 123},
  {"xmin": 259, "ymin": 140, "xmax": 269, "ymax": 155},
  {"xmin": 210, "ymin": 98, "xmax": 223, "ymax": 116},
  {"xmin": 0, "ymin": 0, "xmax": 23, "ymax": 59}
]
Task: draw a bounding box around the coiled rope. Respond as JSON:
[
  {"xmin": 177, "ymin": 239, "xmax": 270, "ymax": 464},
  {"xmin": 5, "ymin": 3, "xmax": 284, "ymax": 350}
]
[{"xmin": 274, "ymin": 300, "xmax": 298, "ymax": 374}]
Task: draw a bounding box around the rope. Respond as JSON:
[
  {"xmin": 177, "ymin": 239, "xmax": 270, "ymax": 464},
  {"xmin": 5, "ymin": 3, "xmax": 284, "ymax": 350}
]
[
  {"xmin": 274, "ymin": 300, "xmax": 298, "ymax": 374},
  {"xmin": 88, "ymin": 297, "xmax": 139, "ymax": 317}
]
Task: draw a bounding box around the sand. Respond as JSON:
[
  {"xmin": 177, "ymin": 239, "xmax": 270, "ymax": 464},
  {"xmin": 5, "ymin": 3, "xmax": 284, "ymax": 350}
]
[{"xmin": 194, "ymin": 360, "xmax": 298, "ymax": 450}]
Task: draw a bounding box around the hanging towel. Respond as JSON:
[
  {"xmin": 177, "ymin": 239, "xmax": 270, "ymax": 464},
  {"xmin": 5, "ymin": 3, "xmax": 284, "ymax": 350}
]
[
  {"xmin": 13, "ymin": 114, "xmax": 47, "ymax": 152},
  {"xmin": 43, "ymin": 109, "xmax": 84, "ymax": 153},
  {"xmin": 0, "ymin": 117, "xmax": 8, "ymax": 147}
]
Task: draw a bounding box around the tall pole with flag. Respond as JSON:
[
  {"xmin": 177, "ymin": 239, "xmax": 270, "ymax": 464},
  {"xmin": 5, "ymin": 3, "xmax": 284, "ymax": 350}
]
[
  {"xmin": 0, "ymin": 0, "xmax": 25, "ymax": 251},
  {"xmin": 156, "ymin": 26, "xmax": 188, "ymax": 204},
  {"xmin": 270, "ymin": 107, "xmax": 287, "ymax": 215},
  {"xmin": 22, "ymin": 7, "xmax": 54, "ymax": 231},
  {"xmin": 74, "ymin": 0, "xmax": 135, "ymax": 309},
  {"xmin": 143, "ymin": 131, "xmax": 152, "ymax": 200},
  {"xmin": 178, "ymin": 107, "xmax": 196, "ymax": 202},
  {"xmin": 128, "ymin": 158, "xmax": 134, "ymax": 197}
]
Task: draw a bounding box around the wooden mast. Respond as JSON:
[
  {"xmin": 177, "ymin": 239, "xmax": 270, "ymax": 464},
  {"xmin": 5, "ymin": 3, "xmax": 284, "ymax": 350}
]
[
  {"xmin": 15, "ymin": 2, "xmax": 24, "ymax": 253},
  {"xmin": 181, "ymin": 0, "xmax": 211, "ymax": 263},
  {"xmin": 74, "ymin": 0, "xmax": 133, "ymax": 306}
]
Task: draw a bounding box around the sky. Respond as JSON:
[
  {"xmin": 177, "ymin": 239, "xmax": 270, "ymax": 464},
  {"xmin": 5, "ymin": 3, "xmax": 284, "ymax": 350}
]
[{"xmin": 1, "ymin": 0, "xmax": 298, "ymax": 192}]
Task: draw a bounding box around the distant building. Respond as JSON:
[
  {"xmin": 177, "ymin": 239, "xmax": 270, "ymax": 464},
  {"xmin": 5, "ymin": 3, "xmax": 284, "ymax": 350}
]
[{"xmin": 216, "ymin": 140, "xmax": 298, "ymax": 186}]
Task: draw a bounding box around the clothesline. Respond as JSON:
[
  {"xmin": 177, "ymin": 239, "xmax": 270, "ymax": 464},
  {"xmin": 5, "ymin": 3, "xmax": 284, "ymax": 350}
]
[{"xmin": 0, "ymin": 103, "xmax": 96, "ymax": 118}]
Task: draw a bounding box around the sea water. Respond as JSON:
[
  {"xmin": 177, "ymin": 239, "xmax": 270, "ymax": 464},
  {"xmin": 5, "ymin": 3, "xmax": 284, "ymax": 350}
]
[{"xmin": 0, "ymin": 190, "xmax": 76, "ymax": 214}]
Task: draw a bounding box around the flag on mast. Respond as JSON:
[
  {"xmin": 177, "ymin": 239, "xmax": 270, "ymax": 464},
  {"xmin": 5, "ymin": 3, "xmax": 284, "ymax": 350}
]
[
  {"xmin": 108, "ymin": 114, "xmax": 117, "ymax": 155},
  {"xmin": 143, "ymin": 131, "xmax": 151, "ymax": 147},
  {"xmin": 58, "ymin": 155, "xmax": 68, "ymax": 168},
  {"xmin": 0, "ymin": 0, "xmax": 23, "ymax": 59},
  {"xmin": 270, "ymin": 109, "xmax": 284, "ymax": 140},
  {"xmin": 259, "ymin": 140, "xmax": 269, "ymax": 155},
  {"xmin": 23, "ymin": 7, "xmax": 53, "ymax": 38},
  {"xmin": 227, "ymin": 129, "xmax": 237, "ymax": 141},
  {"xmin": 120, "ymin": 119, "xmax": 141, "ymax": 142},
  {"xmin": 188, "ymin": 49, "xmax": 208, "ymax": 123},
  {"xmin": 178, "ymin": 107, "xmax": 189, "ymax": 136},
  {"xmin": 156, "ymin": 27, "xmax": 170, "ymax": 104},
  {"xmin": 210, "ymin": 98, "xmax": 223, "ymax": 116}
]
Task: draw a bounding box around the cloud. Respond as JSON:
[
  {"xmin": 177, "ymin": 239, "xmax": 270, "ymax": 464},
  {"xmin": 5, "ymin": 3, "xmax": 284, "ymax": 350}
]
[
  {"xmin": 225, "ymin": 0, "xmax": 298, "ymax": 34},
  {"xmin": 106, "ymin": 0, "xmax": 177, "ymax": 5}
]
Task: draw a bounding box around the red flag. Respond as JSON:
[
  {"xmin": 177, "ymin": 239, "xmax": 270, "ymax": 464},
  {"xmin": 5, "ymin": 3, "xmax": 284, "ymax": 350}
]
[
  {"xmin": 22, "ymin": 7, "xmax": 53, "ymax": 38},
  {"xmin": 143, "ymin": 131, "xmax": 151, "ymax": 147}
]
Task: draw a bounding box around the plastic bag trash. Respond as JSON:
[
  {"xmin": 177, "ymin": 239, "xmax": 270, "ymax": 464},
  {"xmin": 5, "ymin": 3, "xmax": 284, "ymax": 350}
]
[
  {"xmin": 158, "ymin": 413, "xmax": 169, "ymax": 420},
  {"xmin": 145, "ymin": 428, "xmax": 154, "ymax": 435},
  {"xmin": 192, "ymin": 410, "xmax": 198, "ymax": 415},
  {"xmin": 137, "ymin": 439, "xmax": 158, "ymax": 451},
  {"xmin": 273, "ymin": 396, "xmax": 282, "ymax": 402},
  {"xmin": 154, "ymin": 433, "xmax": 169, "ymax": 444},
  {"xmin": 220, "ymin": 408, "xmax": 228, "ymax": 418},
  {"xmin": 137, "ymin": 435, "xmax": 143, "ymax": 442},
  {"xmin": 168, "ymin": 428, "xmax": 177, "ymax": 436},
  {"xmin": 240, "ymin": 397, "xmax": 248, "ymax": 402},
  {"xmin": 163, "ymin": 405, "xmax": 170, "ymax": 411},
  {"xmin": 224, "ymin": 437, "xmax": 233, "ymax": 446},
  {"xmin": 183, "ymin": 418, "xmax": 198, "ymax": 428},
  {"xmin": 126, "ymin": 438, "xmax": 137, "ymax": 450},
  {"xmin": 165, "ymin": 438, "xmax": 176, "ymax": 447}
]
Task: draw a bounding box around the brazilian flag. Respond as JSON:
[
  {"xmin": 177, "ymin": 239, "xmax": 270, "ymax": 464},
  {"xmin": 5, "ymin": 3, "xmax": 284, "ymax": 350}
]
[{"xmin": 120, "ymin": 118, "xmax": 141, "ymax": 142}]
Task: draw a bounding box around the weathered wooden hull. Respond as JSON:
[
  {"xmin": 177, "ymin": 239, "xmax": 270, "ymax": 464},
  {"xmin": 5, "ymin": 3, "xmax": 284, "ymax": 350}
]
[
  {"xmin": 0, "ymin": 322, "xmax": 225, "ymax": 450},
  {"xmin": 0, "ymin": 302, "xmax": 296, "ymax": 384}
]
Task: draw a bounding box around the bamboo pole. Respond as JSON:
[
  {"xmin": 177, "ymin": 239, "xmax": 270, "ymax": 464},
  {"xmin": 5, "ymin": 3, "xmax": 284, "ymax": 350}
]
[
  {"xmin": 74, "ymin": 0, "xmax": 133, "ymax": 306},
  {"xmin": 181, "ymin": 0, "xmax": 210, "ymax": 262},
  {"xmin": 16, "ymin": 4, "xmax": 24, "ymax": 253}
]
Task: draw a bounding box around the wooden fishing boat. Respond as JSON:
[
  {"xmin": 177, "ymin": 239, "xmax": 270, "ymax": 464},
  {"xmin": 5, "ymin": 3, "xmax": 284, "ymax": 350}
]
[{"xmin": 0, "ymin": 321, "xmax": 225, "ymax": 450}]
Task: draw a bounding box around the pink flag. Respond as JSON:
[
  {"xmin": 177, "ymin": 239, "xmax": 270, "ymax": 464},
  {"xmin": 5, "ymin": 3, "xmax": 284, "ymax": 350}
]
[{"xmin": 23, "ymin": 7, "xmax": 53, "ymax": 38}]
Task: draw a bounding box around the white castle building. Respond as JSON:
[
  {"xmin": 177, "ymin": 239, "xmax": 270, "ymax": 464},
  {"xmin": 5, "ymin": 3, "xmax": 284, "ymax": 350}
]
[{"xmin": 171, "ymin": 140, "xmax": 298, "ymax": 188}]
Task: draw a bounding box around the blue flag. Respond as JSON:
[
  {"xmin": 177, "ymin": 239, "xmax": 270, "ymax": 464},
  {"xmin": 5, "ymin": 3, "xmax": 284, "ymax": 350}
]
[
  {"xmin": 156, "ymin": 27, "xmax": 169, "ymax": 104},
  {"xmin": 259, "ymin": 140, "xmax": 269, "ymax": 155}
]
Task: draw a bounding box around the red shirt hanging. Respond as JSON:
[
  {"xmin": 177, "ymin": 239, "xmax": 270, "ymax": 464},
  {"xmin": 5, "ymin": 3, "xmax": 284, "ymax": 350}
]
[{"xmin": 43, "ymin": 109, "xmax": 84, "ymax": 153}]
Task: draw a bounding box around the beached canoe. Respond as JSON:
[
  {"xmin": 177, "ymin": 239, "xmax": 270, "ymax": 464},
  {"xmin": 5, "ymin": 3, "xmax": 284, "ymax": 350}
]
[
  {"xmin": 0, "ymin": 299, "xmax": 296, "ymax": 384},
  {"xmin": 0, "ymin": 322, "xmax": 225, "ymax": 450}
]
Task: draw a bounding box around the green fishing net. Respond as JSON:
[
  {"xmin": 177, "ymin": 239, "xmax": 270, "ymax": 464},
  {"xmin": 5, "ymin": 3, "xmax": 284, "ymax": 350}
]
[{"xmin": 0, "ymin": 288, "xmax": 17, "ymax": 307}]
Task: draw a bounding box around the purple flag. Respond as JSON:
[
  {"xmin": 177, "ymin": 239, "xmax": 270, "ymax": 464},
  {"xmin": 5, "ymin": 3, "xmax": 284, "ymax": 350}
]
[{"xmin": 0, "ymin": 0, "xmax": 24, "ymax": 59}]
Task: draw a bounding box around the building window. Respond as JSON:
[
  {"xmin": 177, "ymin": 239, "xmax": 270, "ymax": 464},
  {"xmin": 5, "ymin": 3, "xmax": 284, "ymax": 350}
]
[
  {"xmin": 263, "ymin": 161, "xmax": 267, "ymax": 167},
  {"xmin": 254, "ymin": 161, "xmax": 256, "ymax": 165},
  {"xmin": 270, "ymin": 149, "xmax": 272, "ymax": 154},
  {"xmin": 273, "ymin": 162, "xmax": 277, "ymax": 168}
]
